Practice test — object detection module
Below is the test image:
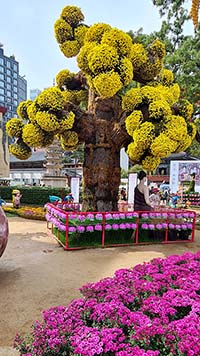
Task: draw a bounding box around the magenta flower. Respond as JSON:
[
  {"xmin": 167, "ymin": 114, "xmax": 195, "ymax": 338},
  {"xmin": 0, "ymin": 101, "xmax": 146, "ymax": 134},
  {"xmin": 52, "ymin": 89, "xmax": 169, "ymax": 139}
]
[
  {"xmin": 77, "ymin": 226, "xmax": 85, "ymax": 233},
  {"xmin": 141, "ymin": 213, "xmax": 149, "ymax": 219},
  {"xmin": 69, "ymin": 226, "xmax": 76, "ymax": 233},
  {"xmin": 95, "ymin": 224, "xmax": 102, "ymax": 231},
  {"xmin": 105, "ymin": 213, "xmax": 112, "ymax": 220},
  {"xmin": 133, "ymin": 212, "xmax": 139, "ymax": 218},
  {"xmin": 95, "ymin": 213, "xmax": 103, "ymax": 220},
  {"xmin": 113, "ymin": 213, "xmax": 120, "ymax": 219},
  {"xmin": 126, "ymin": 213, "xmax": 133, "ymax": 219},
  {"xmin": 156, "ymin": 223, "xmax": 163, "ymax": 230},
  {"xmin": 125, "ymin": 223, "xmax": 131, "ymax": 229},
  {"xmin": 131, "ymin": 223, "xmax": 137, "ymax": 229},
  {"xmin": 78, "ymin": 215, "xmax": 86, "ymax": 221},
  {"xmin": 112, "ymin": 224, "xmax": 119, "ymax": 230},
  {"xmin": 86, "ymin": 225, "xmax": 94, "ymax": 233},
  {"xmin": 86, "ymin": 213, "xmax": 94, "ymax": 220},
  {"xmin": 119, "ymin": 223, "xmax": 126, "ymax": 230},
  {"xmin": 149, "ymin": 224, "xmax": 155, "ymax": 230},
  {"xmin": 105, "ymin": 224, "xmax": 112, "ymax": 230},
  {"xmin": 141, "ymin": 223, "xmax": 148, "ymax": 229},
  {"xmin": 181, "ymin": 224, "xmax": 187, "ymax": 230},
  {"xmin": 175, "ymin": 224, "xmax": 181, "ymax": 230},
  {"xmin": 162, "ymin": 213, "xmax": 168, "ymax": 218},
  {"xmin": 162, "ymin": 223, "xmax": 168, "ymax": 229},
  {"xmin": 169, "ymin": 223, "xmax": 175, "ymax": 229},
  {"xmin": 187, "ymin": 223, "xmax": 193, "ymax": 229},
  {"xmin": 119, "ymin": 213, "xmax": 126, "ymax": 219}
]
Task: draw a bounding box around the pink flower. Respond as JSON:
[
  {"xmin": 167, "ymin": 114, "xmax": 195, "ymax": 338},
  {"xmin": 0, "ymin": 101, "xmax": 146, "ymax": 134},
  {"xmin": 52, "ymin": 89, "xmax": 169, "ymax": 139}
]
[{"xmin": 86, "ymin": 225, "xmax": 94, "ymax": 233}]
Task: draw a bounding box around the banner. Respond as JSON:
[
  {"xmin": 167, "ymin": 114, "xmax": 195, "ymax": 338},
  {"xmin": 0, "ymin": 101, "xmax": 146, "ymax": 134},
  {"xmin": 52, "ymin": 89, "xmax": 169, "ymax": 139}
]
[
  {"xmin": 70, "ymin": 177, "xmax": 80, "ymax": 203},
  {"xmin": 128, "ymin": 173, "xmax": 137, "ymax": 204}
]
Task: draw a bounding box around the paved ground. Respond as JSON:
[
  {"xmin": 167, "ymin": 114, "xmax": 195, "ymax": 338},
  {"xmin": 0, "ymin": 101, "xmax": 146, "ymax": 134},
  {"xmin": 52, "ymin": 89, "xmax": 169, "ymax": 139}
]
[{"xmin": 0, "ymin": 217, "xmax": 200, "ymax": 355}]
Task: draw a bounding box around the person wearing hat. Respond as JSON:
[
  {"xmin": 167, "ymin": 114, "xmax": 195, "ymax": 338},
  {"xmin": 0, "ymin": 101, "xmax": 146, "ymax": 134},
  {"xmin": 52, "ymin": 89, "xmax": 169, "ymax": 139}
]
[{"xmin": 149, "ymin": 187, "xmax": 160, "ymax": 208}]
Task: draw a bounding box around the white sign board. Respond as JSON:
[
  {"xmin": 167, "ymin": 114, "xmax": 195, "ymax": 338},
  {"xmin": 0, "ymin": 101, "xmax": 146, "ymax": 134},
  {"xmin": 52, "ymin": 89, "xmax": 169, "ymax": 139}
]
[
  {"xmin": 70, "ymin": 177, "xmax": 80, "ymax": 203},
  {"xmin": 128, "ymin": 173, "xmax": 137, "ymax": 204},
  {"xmin": 170, "ymin": 160, "xmax": 200, "ymax": 193}
]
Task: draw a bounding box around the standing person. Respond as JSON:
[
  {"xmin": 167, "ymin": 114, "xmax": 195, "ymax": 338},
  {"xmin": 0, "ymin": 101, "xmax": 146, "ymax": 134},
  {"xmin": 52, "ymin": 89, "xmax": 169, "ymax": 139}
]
[
  {"xmin": 134, "ymin": 171, "xmax": 152, "ymax": 211},
  {"xmin": 120, "ymin": 188, "xmax": 127, "ymax": 201},
  {"xmin": 14, "ymin": 192, "xmax": 22, "ymax": 209}
]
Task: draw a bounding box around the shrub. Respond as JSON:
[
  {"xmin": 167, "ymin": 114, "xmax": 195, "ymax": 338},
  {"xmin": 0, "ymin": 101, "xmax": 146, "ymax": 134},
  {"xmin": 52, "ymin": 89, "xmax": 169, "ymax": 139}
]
[{"xmin": 14, "ymin": 252, "xmax": 200, "ymax": 355}]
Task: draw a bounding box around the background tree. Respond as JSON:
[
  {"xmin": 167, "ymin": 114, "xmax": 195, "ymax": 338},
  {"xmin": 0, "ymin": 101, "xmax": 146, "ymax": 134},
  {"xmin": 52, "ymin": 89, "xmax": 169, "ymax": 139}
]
[{"xmin": 6, "ymin": 5, "xmax": 197, "ymax": 211}]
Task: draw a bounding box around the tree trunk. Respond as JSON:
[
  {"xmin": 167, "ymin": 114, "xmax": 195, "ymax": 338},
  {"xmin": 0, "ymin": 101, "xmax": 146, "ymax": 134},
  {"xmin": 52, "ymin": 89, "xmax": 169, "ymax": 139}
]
[{"xmin": 82, "ymin": 92, "xmax": 122, "ymax": 212}]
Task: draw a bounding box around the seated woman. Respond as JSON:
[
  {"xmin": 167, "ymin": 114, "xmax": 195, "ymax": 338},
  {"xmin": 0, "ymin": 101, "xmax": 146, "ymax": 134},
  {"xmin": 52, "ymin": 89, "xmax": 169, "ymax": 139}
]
[{"xmin": 134, "ymin": 171, "xmax": 152, "ymax": 211}]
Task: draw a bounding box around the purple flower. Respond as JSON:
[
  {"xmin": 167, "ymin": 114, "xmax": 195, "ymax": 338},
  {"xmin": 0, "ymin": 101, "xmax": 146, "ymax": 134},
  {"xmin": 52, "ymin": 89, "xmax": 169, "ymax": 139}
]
[
  {"xmin": 105, "ymin": 224, "xmax": 112, "ymax": 230},
  {"xmin": 141, "ymin": 223, "xmax": 148, "ymax": 229},
  {"xmin": 95, "ymin": 224, "xmax": 102, "ymax": 231},
  {"xmin": 77, "ymin": 226, "xmax": 85, "ymax": 233},
  {"xmin": 86, "ymin": 213, "xmax": 94, "ymax": 220},
  {"xmin": 113, "ymin": 213, "xmax": 120, "ymax": 220},
  {"xmin": 125, "ymin": 223, "xmax": 131, "ymax": 229},
  {"xmin": 112, "ymin": 224, "xmax": 119, "ymax": 230},
  {"xmin": 176, "ymin": 213, "xmax": 183, "ymax": 219},
  {"xmin": 175, "ymin": 224, "xmax": 181, "ymax": 230},
  {"xmin": 119, "ymin": 213, "xmax": 126, "ymax": 219},
  {"xmin": 95, "ymin": 213, "xmax": 103, "ymax": 220},
  {"xmin": 141, "ymin": 213, "xmax": 149, "ymax": 219},
  {"xmin": 162, "ymin": 223, "xmax": 168, "ymax": 229},
  {"xmin": 162, "ymin": 213, "xmax": 168, "ymax": 218},
  {"xmin": 69, "ymin": 226, "xmax": 76, "ymax": 233},
  {"xmin": 131, "ymin": 223, "xmax": 137, "ymax": 229},
  {"xmin": 187, "ymin": 223, "xmax": 193, "ymax": 229},
  {"xmin": 126, "ymin": 212, "xmax": 133, "ymax": 219},
  {"xmin": 169, "ymin": 223, "xmax": 175, "ymax": 229},
  {"xmin": 86, "ymin": 225, "xmax": 94, "ymax": 233},
  {"xmin": 181, "ymin": 224, "xmax": 187, "ymax": 230},
  {"xmin": 133, "ymin": 212, "xmax": 139, "ymax": 218},
  {"xmin": 119, "ymin": 223, "xmax": 126, "ymax": 230},
  {"xmin": 149, "ymin": 212, "xmax": 156, "ymax": 218},
  {"xmin": 105, "ymin": 213, "xmax": 112, "ymax": 220},
  {"xmin": 69, "ymin": 213, "xmax": 76, "ymax": 220},
  {"xmin": 156, "ymin": 223, "xmax": 163, "ymax": 230},
  {"xmin": 149, "ymin": 224, "xmax": 155, "ymax": 230},
  {"xmin": 183, "ymin": 212, "xmax": 189, "ymax": 218}
]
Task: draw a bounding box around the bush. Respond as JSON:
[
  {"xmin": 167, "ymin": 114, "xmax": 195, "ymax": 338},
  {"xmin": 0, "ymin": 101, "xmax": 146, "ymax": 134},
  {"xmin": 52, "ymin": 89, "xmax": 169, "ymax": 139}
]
[
  {"xmin": 0, "ymin": 186, "xmax": 70, "ymax": 206},
  {"xmin": 14, "ymin": 252, "xmax": 200, "ymax": 355},
  {"xmin": 3, "ymin": 206, "xmax": 46, "ymax": 220}
]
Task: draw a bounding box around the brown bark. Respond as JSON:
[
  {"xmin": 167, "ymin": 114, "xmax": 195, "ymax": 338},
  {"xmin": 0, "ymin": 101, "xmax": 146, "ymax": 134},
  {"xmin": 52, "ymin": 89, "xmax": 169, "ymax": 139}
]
[{"xmin": 0, "ymin": 207, "xmax": 8, "ymax": 257}]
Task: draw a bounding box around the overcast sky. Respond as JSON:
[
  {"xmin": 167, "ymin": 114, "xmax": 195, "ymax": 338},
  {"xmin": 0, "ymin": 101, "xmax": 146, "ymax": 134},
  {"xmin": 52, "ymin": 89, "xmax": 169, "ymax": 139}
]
[{"xmin": 0, "ymin": 0, "xmax": 193, "ymax": 97}]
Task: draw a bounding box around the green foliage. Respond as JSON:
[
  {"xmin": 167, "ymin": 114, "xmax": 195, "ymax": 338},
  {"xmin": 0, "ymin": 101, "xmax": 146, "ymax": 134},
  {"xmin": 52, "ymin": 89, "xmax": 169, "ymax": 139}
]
[
  {"xmin": 121, "ymin": 168, "xmax": 128, "ymax": 178},
  {"xmin": 0, "ymin": 186, "xmax": 70, "ymax": 206}
]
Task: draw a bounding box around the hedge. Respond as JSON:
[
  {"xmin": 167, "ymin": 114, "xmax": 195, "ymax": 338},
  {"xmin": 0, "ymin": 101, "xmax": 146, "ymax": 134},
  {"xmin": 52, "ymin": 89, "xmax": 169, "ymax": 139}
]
[{"xmin": 0, "ymin": 186, "xmax": 70, "ymax": 206}]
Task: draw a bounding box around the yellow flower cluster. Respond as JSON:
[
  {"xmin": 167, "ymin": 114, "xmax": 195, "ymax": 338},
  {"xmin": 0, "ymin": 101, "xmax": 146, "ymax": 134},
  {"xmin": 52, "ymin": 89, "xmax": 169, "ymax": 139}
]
[
  {"xmin": 125, "ymin": 111, "xmax": 143, "ymax": 136},
  {"xmin": 149, "ymin": 100, "xmax": 171, "ymax": 119},
  {"xmin": 176, "ymin": 134, "xmax": 192, "ymax": 152},
  {"xmin": 36, "ymin": 87, "xmax": 65, "ymax": 111},
  {"xmin": 61, "ymin": 6, "xmax": 84, "ymax": 26},
  {"xmin": 149, "ymin": 39, "xmax": 166, "ymax": 59},
  {"xmin": 119, "ymin": 58, "xmax": 133, "ymax": 86},
  {"xmin": 6, "ymin": 118, "xmax": 24, "ymax": 138},
  {"xmin": 60, "ymin": 111, "xmax": 75, "ymax": 132},
  {"xmin": 126, "ymin": 142, "xmax": 144, "ymax": 162},
  {"xmin": 129, "ymin": 43, "xmax": 148, "ymax": 70},
  {"xmin": 56, "ymin": 69, "xmax": 74, "ymax": 89},
  {"xmin": 141, "ymin": 86, "xmax": 160, "ymax": 103},
  {"xmin": 77, "ymin": 43, "xmax": 95, "ymax": 73},
  {"xmin": 60, "ymin": 40, "xmax": 80, "ymax": 58},
  {"xmin": 9, "ymin": 141, "xmax": 32, "ymax": 160},
  {"xmin": 93, "ymin": 71, "xmax": 122, "ymax": 98},
  {"xmin": 161, "ymin": 69, "xmax": 174, "ymax": 85},
  {"xmin": 17, "ymin": 100, "xmax": 33, "ymax": 120},
  {"xmin": 122, "ymin": 88, "xmax": 143, "ymax": 111},
  {"xmin": 133, "ymin": 122, "xmax": 155, "ymax": 150},
  {"xmin": 54, "ymin": 19, "xmax": 73, "ymax": 44},
  {"xmin": 22, "ymin": 123, "xmax": 45, "ymax": 148},
  {"xmin": 164, "ymin": 115, "xmax": 187, "ymax": 141},
  {"xmin": 84, "ymin": 23, "xmax": 111, "ymax": 44},
  {"xmin": 35, "ymin": 112, "xmax": 60, "ymax": 132},
  {"xmin": 178, "ymin": 99, "xmax": 194, "ymax": 120},
  {"xmin": 61, "ymin": 131, "xmax": 79, "ymax": 150},
  {"xmin": 142, "ymin": 155, "xmax": 161, "ymax": 171},
  {"xmin": 88, "ymin": 44, "xmax": 119, "ymax": 74},
  {"xmin": 101, "ymin": 28, "xmax": 132, "ymax": 57},
  {"xmin": 150, "ymin": 133, "xmax": 177, "ymax": 158},
  {"xmin": 55, "ymin": 6, "xmax": 86, "ymax": 58},
  {"xmin": 27, "ymin": 103, "xmax": 37, "ymax": 123},
  {"xmin": 187, "ymin": 122, "xmax": 197, "ymax": 140}
]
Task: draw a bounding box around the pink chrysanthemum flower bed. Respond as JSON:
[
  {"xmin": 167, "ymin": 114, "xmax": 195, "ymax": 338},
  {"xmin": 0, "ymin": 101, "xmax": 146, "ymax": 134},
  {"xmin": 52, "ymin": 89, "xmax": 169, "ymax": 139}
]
[{"xmin": 14, "ymin": 252, "xmax": 200, "ymax": 356}]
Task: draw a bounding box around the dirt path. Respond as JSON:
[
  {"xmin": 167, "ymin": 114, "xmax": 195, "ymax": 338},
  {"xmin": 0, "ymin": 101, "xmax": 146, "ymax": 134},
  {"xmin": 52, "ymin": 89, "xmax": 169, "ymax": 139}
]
[{"xmin": 0, "ymin": 217, "xmax": 200, "ymax": 350}]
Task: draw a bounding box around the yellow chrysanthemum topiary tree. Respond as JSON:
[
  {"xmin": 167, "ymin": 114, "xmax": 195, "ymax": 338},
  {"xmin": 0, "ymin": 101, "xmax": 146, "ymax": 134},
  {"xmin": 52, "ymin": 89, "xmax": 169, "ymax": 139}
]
[{"xmin": 6, "ymin": 5, "xmax": 198, "ymax": 211}]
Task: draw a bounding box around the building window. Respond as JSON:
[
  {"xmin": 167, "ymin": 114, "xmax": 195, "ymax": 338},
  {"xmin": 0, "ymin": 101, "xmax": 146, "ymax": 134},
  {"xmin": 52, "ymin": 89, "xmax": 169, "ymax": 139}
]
[
  {"xmin": 13, "ymin": 72, "xmax": 18, "ymax": 79},
  {"xmin": 14, "ymin": 79, "xmax": 17, "ymax": 86},
  {"xmin": 13, "ymin": 85, "xmax": 17, "ymax": 93},
  {"xmin": 14, "ymin": 99, "xmax": 18, "ymax": 105},
  {"xmin": 0, "ymin": 80, "xmax": 4, "ymax": 88},
  {"xmin": 0, "ymin": 66, "xmax": 4, "ymax": 73},
  {"xmin": 0, "ymin": 73, "xmax": 4, "ymax": 80},
  {"xmin": 7, "ymin": 84, "xmax": 11, "ymax": 90},
  {"xmin": 6, "ymin": 69, "xmax": 11, "ymax": 76},
  {"xmin": 0, "ymin": 94, "xmax": 4, "ymax": 102},
  {"xmin": 14, "ymin": 93, "xmax": 18, "ymax": 99},
  {"xmin": 13, "ymin": 63, "xmax": 18, "ymax": 71},
  {"xmin": 6, "ymin": 61, "xmax": 11, "ymax": 68},
  {"xmin": 7, "ymin": 76, "xmax": 11, "ymax": 83},
  {"xmin": 0, "ymin": 88, "xmax": 4, "ymax": 95},
  {"xmin": 7, "ymin": 90, "xmax": 11, "ymax": 97},
  {"xmin": 0, "ymin": 58, "xmax": 3, "ymax": 65}
]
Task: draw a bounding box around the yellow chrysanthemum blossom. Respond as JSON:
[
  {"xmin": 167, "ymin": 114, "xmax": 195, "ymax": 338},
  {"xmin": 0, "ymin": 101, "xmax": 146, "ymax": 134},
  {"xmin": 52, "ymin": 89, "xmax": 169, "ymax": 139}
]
[
  {"xmin": 84, "ymin": 23, "xmax": 111, "ymax": 44},
  {"xmin": 150, "ymin": 134, "xmax": 177, "ymax": 158},
  {"xmin": 161, "ymin": 69, "xmax": 174, "ymax": 85},
  {"xmin": 17, "ymin": 100, "xmax": 33, "ymax": 120},
  {"xmin": 169, "ymin": 83, "xmax": 180, "ymax": 104},
  {"xmin": 101, "ymin": 28, "xmax": 132, "ymax": 57},
  {"xmin": 122, "ymin": 88, "xmax": 143, "ymax": 111},
  {"xmin": 54, "ymin": 19, "xmax": 73, "ymax": 44},
  {"xmin": 148, "ymin": 39, "xmax": 166, "ymax": 60},
  {"xmin": 61, "ymin": 130, "xmax": 79, "ymax": 147},
  {"xmin": 60, "ymin": 40, "xmax": 80, "ymax": 58},
  {"xmin": 176, "ymin": 134, "xmax": 192, "ymax": 152},
  {"xmin": 119, "ymin": 58, "xmax": 133, "ymax": 86},
  {"xmin": 6, "ymin": 118, "xmax": 24, "ymax": 138},
  {"xmin": 27, "ymin": 103, "xmax": 37, "ymax": 123},
  {"xmin": 141, "ymin": 86, "xmax": 159, "ymax": 103},
  {"xmin": 125, "ymin": 110, "xmax": 143, "ymax": 136},
  {"xmin": 93, "ymin": 71, "xmax": 122, "ymax": 98},
  {"xmin": 60, "ymin": 6, "xmax": 84, "ymax": 26},
  {"xmin": 149, "ymin": 100, "xmax": 171, "ymax": 119},
  {"xmin": 60, "ymin": 111, "xmax": 75, "ymax": 132},
  {"xmin": 133, "ymin": 122, "xmax": 155, "ymax": 149},
  {"xmin": 178, "ymin": 99, "xmax": 194, "ymax": 120},
  {"xmin": 36, "ymin": 87, "xmax": 65, "ymax": 111},
  {"xmin": 74, "ymin": 25, "xmax": 88, "ymax": 46},
  {"xmin": 164, "ymin": 115, "xmax": 187, "ymax": 141},
  {"xmin": 77, "ymin": 43, "xmax": 96, "ymax": 73},
  {"xmin": 129, "ymin": 43, "xmax": 148, "ymax": 70},
  {"xmin": 9, "ymin": 141, "xmax": 32, "ymax": 160},
  {"xmin": 126, "ymin": 142, "xmax": 144, "ymax": 162},
  {"xmin": 22, "ymin": 123, "xmax": 45, "ymax": 147},
  {"xmin": 142, "ymin": 155, "xmax": 161, "ymax": 171},
  {"xmin": 187, "ymin": 122, "xmax": 197, "ymax": 140},
  {"xmin": 36, "ymin": 112, "xmax": 60, "ymax": 132},
  {"xmin": 88, "ymin": 44, "xmax": 119, "ymax": 74},
  {"xmin": 56, "ymin": 69, "xmax": 74, "ymax": 89},
  {"xmin": 62, "ymin": 90, "xmax": 76, "ymax": 104}
]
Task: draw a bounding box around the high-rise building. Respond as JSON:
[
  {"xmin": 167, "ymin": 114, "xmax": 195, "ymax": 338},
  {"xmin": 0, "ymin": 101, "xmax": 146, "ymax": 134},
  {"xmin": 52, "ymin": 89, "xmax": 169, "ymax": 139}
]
[
  {"xmin": 0, "ymin": 44, "xmax": 27, "ymax": 123},
  {"xmin": 30, "ymin": 88, "xmax": 41, "ymax": 101}
]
